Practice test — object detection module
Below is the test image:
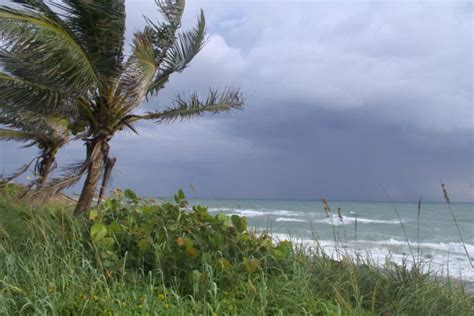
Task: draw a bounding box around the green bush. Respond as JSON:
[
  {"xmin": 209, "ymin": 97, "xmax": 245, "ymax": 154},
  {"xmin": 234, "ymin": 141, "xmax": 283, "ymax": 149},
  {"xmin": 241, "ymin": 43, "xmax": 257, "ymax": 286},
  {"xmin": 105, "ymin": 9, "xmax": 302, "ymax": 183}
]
[{"xmin": 87, "ymin": 189, "xmax": 293, "ymax": 293}]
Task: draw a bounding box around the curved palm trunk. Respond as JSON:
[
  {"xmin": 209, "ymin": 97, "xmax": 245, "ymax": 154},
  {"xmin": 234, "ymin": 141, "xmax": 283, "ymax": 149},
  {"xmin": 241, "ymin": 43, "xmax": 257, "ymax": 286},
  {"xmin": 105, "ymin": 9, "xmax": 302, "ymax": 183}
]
[
  {"xmin": 74, "ymin": 139, "xmax": 108, "ymax": 216},
  {"xmin": 36, "ymin": 153, "xmax": 55, "ymax": 189},
  {"xmin": 97, "ymin": 156, "xmax": 116, "ymax": 205}
]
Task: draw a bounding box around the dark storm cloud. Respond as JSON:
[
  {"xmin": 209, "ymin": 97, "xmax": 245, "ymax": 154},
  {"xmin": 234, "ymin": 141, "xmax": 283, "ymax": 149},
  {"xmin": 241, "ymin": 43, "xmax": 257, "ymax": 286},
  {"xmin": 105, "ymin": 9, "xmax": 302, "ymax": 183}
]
[{"xmin": 1, "ymin": 0, "xmax": 472, "ymax": 201}]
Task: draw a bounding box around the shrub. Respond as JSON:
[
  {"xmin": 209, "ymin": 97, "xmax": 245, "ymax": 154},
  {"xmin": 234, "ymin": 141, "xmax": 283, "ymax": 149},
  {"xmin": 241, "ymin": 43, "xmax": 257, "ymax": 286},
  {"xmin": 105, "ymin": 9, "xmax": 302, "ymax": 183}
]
[{"xmin": 87, "ymin": 189, "xmax": 293, "ymax": 293}]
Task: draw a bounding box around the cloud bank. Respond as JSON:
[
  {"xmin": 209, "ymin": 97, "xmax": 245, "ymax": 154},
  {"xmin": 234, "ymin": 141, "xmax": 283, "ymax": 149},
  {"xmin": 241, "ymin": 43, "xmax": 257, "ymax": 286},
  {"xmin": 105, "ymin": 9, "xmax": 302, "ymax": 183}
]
[{"xmin": 1, "ymin": 0, "xmax": 472, "ymax": 202}]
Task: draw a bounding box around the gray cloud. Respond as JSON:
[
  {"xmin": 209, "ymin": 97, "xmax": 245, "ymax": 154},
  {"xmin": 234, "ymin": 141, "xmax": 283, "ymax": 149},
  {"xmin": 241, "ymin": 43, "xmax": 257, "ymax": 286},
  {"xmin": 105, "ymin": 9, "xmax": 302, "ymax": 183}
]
[{"xmin": 1, "ymin": 0, "xmax": 472, "ymax": 202}]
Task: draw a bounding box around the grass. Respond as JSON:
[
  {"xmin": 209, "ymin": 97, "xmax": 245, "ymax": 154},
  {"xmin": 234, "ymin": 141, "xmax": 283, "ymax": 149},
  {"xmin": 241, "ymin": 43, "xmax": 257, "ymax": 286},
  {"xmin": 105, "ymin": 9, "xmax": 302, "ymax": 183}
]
[{"xmin": 0, "ymin": 184, "xmax": 473, "ymax": 315}]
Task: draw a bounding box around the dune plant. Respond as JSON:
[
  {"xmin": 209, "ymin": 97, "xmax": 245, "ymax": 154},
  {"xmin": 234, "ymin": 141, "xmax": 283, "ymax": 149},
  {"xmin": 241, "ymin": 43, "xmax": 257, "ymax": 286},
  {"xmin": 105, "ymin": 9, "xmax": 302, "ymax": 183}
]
[
  {"xmin": 0, "ymin": 0, "xmax": 243, "ymax": 215},
  {"xmin": 441, "ymin": 183, "xmax": 472, "ymax": 267},
  {"xmin": 87, "ymin": 189, "xmax": 293, "ymax": 292},
  {"xmin": 0, "ymin": 185, "xmax": 473, "ymax": 315}
]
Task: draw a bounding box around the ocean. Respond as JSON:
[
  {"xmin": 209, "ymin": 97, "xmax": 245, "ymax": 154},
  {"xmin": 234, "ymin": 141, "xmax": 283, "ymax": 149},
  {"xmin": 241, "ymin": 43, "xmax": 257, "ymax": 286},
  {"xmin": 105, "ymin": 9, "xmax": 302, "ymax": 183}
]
[{"xmin": 189, "ymin": 198, "xmax": 474, "ymax": 282}]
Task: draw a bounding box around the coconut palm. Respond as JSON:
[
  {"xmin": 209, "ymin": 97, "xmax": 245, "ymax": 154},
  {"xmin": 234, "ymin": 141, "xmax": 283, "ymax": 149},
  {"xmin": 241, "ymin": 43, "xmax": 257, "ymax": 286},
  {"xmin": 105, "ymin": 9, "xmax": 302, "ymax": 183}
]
[
  {"xmin": 0, "ymin": 108, "xmax": 70, "ymax": 188},
  {"xmin": 0, "ymin": 0, "xmax": 243, "ymax": 215}
]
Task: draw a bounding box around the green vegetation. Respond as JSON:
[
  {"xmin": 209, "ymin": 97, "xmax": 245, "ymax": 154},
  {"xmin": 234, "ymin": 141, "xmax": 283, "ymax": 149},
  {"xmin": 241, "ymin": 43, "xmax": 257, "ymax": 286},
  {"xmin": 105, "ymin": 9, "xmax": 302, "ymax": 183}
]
[
  {"xmin": 0, "ymin": 109, "xmax": 70, "ymax": 189},
  {"xmin": 0, "ymin": 0, "xmax": 243, "ymax": 214},
  {"xmin": 0, "ymin": 185, "xmax": 472, "ymax": 315}
]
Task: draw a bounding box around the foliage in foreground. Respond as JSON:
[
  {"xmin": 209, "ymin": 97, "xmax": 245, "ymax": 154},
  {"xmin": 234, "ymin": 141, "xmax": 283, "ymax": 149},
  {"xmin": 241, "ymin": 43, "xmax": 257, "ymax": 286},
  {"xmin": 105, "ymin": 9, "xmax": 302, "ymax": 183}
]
[{"xmin": 0, "ymin": 185, "xmax": 472, "ymax": 315}]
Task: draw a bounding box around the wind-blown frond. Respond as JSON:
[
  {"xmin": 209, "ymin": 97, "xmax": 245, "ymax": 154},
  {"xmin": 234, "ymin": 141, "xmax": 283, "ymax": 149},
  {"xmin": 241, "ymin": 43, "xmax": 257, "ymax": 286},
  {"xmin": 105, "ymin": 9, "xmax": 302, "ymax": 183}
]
[
  {"xmin": 54, "ymin": 0, "xmax": 126, "ymax": 79},
  {"xmin": 11, "ymin": 1, "xmax": 66, "ymax": 25},
  {"xmin": 128, "ymin": 88, "xmax": 243, "ymax": 124},
  {"xmin": 148, "ymin": 10, "xmax": 206, "ymax": 95},
  {"xmin": 0, "ymin": 71, "xmax": 64, "ymax": 113},
  {"xmin": 0, "ymin": 128, "xmax": 39, "ymax": 142},
  {"xmin": 0, "ymin": 5, "xmax": 99, "ymax": 93},
  {"xmin": 156, "ymin": 0, "xmax": 185, "ymax": 26},
  {"xmin": 35, "ymin": 141, "xmax": 103, "ymax": 196},
  {"xmin": 115, "ymin": 30, "xmax": 158, "ymax": 112},
  {"xmin": 0, "ymin": 106, "xmax": 71, "ymax": 153},
  {"xmin": 2, "ymin": 156, "xmax": 39, "ymax": 181},
  {"xmin": 41, "ymin": 159, "xmax": 89, "ymax": 194},
  {"xmin": 1, "ymin": 107, "xmax": 55, "ymax": 131}
]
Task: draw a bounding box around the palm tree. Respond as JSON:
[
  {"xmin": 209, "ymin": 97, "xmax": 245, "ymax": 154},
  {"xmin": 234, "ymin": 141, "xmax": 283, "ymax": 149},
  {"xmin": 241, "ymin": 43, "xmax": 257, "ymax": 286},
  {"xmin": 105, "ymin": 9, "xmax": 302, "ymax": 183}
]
[
  {"xmin": 0, "ymin": 0, "xmax": 243, "ymax": 215},
  {"xmin": 0, "ymin": 108, "xmax": 70, "ymax": 189}
]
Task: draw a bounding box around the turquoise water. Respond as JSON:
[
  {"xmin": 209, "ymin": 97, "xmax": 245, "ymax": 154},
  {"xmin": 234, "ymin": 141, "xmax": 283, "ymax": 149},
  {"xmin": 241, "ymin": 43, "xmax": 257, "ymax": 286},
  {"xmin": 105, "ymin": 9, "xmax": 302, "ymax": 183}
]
[{"xmin": 189, "ymin": 199, "xmax": 474, "ymax": 281}]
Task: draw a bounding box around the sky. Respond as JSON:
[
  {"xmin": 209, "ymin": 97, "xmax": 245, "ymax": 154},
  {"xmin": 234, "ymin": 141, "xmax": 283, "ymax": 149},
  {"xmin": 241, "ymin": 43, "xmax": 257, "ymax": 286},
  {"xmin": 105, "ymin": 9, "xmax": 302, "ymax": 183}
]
[{"xmin": 0, "ymin": 0, "xmax": 473, "ymax": 202}]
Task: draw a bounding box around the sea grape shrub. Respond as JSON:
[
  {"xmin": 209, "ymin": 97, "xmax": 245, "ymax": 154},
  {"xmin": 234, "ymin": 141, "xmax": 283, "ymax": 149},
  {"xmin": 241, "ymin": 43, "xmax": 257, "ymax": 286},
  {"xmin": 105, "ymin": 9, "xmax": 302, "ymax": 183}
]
[{"xmin": 87, "ymin": 189, "xmax": 293, "ymax": 292}]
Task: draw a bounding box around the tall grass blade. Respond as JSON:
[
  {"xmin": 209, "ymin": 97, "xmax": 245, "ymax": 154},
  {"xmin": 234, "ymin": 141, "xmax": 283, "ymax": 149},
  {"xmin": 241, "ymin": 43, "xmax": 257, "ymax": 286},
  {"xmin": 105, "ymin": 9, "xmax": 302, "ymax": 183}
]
[{"xmin": 441, "ymin": 183, "xmax": 472, "ymax": 267}]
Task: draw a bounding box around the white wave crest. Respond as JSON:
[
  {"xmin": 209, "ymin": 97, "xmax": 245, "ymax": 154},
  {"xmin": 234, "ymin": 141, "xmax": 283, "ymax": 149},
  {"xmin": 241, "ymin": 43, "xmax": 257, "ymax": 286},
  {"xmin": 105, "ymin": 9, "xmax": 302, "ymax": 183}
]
[
  {"xmin": 269, "ymin": 233, "xmax": 474, "ymax": 282},
  {"xmin": 208, "ymin": 208, "xmax": 301, "ymax": 217},
  {"xmin": 275, "ymin": 217, "xmax": 306, "ymax": 222},
  {"xmin": 315, "ymin": 215, "xmax": 405, "ymax": 225}
]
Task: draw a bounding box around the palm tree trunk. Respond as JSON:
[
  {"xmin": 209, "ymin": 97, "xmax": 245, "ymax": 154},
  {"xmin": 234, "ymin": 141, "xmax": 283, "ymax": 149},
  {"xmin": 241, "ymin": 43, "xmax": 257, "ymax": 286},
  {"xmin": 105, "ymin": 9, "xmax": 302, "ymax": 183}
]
[
  {"xmin": 97, "ymin": 156, "xmax": 116, "ymax": 205},
  {"xmin": 37, "ymin": 154, "xmax": 55, "ymax": 189},
  {"xmin": 74, "ymin": 139, "xmax": 108, "ymax": 216}
]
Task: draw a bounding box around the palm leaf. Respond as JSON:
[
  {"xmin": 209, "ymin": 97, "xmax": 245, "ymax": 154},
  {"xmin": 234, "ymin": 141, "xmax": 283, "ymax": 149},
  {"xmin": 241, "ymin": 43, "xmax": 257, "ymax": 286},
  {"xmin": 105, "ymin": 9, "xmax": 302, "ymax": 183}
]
[
  {"xmin": 155, "ymin": 0, "xmax": 185, "ymax": 26},
  {"xmin": 0, "ymin": 107, "xmax": 71, "ymax": 150},
  {"xmin": 54, "ymin": 0, "xmax": 126, "ymax": 79},
  {"xmin": 34, "ymin": 142, "xmax": 104, "ymax": 196},
  {"xmin": 148, "ymin": 9, "xmax": 206, "ymax": 95},
  {"xmin": 0, "ymin": 71, "xmax": 64, "ymax": 113},
  {"xmin": 0, "ymin": 5, "xmax": 99, "ymax": 93},
  {"xmin": 0, "ymin": 128, "xmax": 38, "ymax": 143},
  {"xmin": 128, "ymin": 88, "xmax": 243, "ymax": 124},
  {"xmin": 114, "ymin": 29, "xmax": 158, "ymax": 113},
  {"xmin": 11, "ymin": 1, "xmax": 67, "ymax": 25},
  {"xmin": 0, "ymin": 107, "xmax": 52, "ymax": 132},
  {"xmin": 2, "ymin": 156, "xmax": 39, "ymax": 181}
]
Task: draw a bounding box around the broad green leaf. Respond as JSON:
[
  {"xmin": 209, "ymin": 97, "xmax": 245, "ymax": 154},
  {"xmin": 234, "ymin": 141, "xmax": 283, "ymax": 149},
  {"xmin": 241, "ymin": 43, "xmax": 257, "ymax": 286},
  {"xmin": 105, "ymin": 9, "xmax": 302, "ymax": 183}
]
[
  {"xmin": 273, "ymin": 249, "xmax": 284, "ymax": 258},
  {"xmin": 174, "ymin": 189, "xmax": 186, "ymax": 204},
  {"xmin": 178, "ymin": 189, "xmax": 185, "ymax": 200},
  {"xmin": 216, "ymin": 212, "xmax": 229, "ymax": 225},
  {"xmin": 105, "ymin": 199, "xmax": 117, "ymax": 211},
  {"xmin": 101, "ymin": 237, "xmax": 115, "ymax": 249},
  {"xmin": 231, "ymin": 215, "xmax": 247, "ymax": 232},
  {"xmin": 107, "ymin": 222, "xmax": 122, "ymax": 234},
  {"xmin": 90, "ymin": 223, "xmax": 107, "ymax": 241},
  {"xmin": 88, "ymin": 209, "xmax": 98, "ymax": 221},
  {"xmin": 124, "ymin": 189, "xmax": 138, "ymax": 201}
]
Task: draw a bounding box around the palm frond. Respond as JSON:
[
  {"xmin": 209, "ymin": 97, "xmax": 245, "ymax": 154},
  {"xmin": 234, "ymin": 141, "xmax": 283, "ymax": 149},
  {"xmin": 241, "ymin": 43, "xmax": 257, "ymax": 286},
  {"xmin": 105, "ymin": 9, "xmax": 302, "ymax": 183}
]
[
  {"xmin": 115, "ymin": 29, "xmax": 158, "ymax": 112},
  {"xmin": 1, "ymin": 155, "xmax": 40, "ymax": 182},
  {"xmin": 155, "ymin": 0, "xmax": 185, "ymax": 27},
  {"xmin": 0, "ymin": 107, "xmax": 71, "ymax": 152},
  {"xmin": 148, "ymin": 9, "xmax": 206, "ymax": 95},
  {"xmin": 34, "ymin": 158, "xmax": 90, "ymax": 197},
  {"xmin": 0, "ymin": 71, "xmax": 64, "ymax": 113},
  {"xmin": 129, "ymin": 88, "xmax": 243, "ymax": 124},
  {"xmin": 1, "ymin": 107, "xmax": 53, "ymax": 133},
  {"xmin": 0, "ymin": 5, "xmax": 99, "ymax": 93},
  {"xmin": 0, "ymin": 128, "xmax": 38, "ymax": 143},
  {"xmin": 11, "ymin": 1, "xmax": 67, "ymax": 26},
  {"xmin": 54, "ymin": 0, "xmax": 126, "ymax": 79}
]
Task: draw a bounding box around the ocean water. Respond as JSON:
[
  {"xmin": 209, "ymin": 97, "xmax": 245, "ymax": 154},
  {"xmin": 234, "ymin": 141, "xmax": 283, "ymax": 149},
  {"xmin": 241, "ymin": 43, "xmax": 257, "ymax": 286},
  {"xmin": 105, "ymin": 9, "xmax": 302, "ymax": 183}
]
[{"xmin": 189, "ymin": 199, "xmax": 474, "ymax": 282}]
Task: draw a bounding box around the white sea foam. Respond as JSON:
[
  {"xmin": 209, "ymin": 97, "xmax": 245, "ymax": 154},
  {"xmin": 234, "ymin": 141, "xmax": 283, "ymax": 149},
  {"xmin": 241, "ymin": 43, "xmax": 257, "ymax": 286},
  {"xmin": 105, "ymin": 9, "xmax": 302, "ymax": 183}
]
[
  {"xmin": 360, "ymin": 239, "xmax": 474, "ymax": 255},
  {"xmin": 208, "ymin": 208, "xmax": 406, "ymax": 225},
  {"xmin": 315, "ymin": 215, "xmax": 405, "ymax": 225},
  {"xmin": 269, "ymin": 233, "xmax": 474, "ymax": 282},
  {"xmin": 275, "ymin": 217, "xmax": 306, "ymax": 222},
  {"xmin": 208, "ymin": 208, "xmax": 301, "ymax": 217}
]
